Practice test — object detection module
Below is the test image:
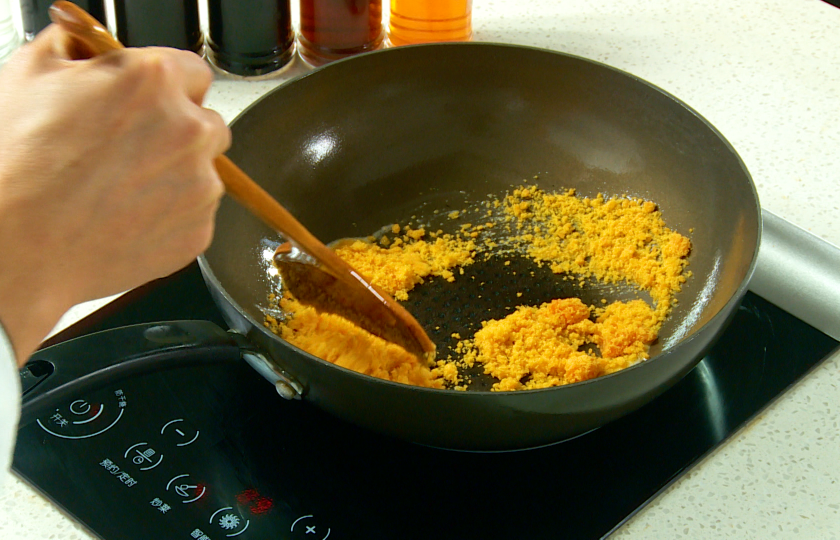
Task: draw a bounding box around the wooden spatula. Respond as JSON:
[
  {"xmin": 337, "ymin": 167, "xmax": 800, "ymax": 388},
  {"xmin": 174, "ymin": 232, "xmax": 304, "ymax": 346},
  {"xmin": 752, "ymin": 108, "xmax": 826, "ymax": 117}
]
[{"xmin": 48, "ymin": 0, "xmax": 437, "ymax": 362}]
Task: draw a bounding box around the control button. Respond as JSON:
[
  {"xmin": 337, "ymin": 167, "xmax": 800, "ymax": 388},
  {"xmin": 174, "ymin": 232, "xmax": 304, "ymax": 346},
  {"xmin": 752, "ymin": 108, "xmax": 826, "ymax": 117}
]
[
  {"xmin": 125, "ymin": 442, "xmax": 164, "ymax": 471},
  {"xmin": 69, "ymin": 400, "xmax": 92, "ymax": 416},
  {"xmin": 291, "ymin": 515, "xmax": 331, "ymax": 539},
  {"xmin": 160, "ymin": 418, "xmax": 200, "ymax": 447},
  {"xmin": 36, "ymin": 389, "xmax": 126, "ymax": 440},
  {"xmin": 210, "ymin": 507, "xmax": 250, "ymax": 537},
  {"xmin": 167, "ymin": 474, "xmax": 206, "ymax": 504}
]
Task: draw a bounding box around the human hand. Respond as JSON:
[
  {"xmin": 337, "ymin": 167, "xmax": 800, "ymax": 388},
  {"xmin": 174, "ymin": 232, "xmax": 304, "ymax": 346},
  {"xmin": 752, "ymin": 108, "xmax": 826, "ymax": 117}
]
[{"xmin": 0, "ymin": 25, "xmax": 231, "ymax": 365}]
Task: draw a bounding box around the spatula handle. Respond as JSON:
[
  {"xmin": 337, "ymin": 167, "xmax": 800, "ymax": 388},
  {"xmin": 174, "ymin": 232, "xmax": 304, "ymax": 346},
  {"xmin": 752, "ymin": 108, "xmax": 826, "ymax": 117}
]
[
  {"xmin": 49, "ymin": 1, "xmax": 123, "ymax": 55},
  {"xmin": 211, "ymin": 155, "xmax": 346, "ymax": 267}
]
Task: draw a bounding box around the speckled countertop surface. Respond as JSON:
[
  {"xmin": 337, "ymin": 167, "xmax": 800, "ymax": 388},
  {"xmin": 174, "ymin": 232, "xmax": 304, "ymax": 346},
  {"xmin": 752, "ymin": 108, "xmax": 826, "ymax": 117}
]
[{"xmin": 2, "ymin": 0, "xmax": 840, "ymax": 538}]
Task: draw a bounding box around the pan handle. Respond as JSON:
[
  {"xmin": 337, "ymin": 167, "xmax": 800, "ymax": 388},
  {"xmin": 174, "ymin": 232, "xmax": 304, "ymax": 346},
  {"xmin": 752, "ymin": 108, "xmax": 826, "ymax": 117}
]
[{"xmin": 18, "ymin": 321, "xmax": 296, "ymax": 424}]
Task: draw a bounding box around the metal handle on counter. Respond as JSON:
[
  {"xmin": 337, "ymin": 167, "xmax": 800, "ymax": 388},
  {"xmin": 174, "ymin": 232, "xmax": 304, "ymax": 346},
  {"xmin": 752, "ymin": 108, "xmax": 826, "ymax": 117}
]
[{"xmin": 749, "ymin": 209, "xmax": 840, "ymax": 341}]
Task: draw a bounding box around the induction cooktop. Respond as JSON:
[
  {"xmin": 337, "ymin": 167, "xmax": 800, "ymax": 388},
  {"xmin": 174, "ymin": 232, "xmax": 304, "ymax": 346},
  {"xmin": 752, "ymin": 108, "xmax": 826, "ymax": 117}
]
[{"xmin": 12, "ymin": 214, "xmax": 840, "ymax": 540}]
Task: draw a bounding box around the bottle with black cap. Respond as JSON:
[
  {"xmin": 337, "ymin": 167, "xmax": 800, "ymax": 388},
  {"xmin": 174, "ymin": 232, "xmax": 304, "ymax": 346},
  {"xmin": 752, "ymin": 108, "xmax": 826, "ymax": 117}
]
[
  {"xmin": 114, "ymin": 0, "xmax": 202, "ymax": 53},
  {"xmin": 206, "ymin": 0, "xmax": 295, "ymax": 78}
]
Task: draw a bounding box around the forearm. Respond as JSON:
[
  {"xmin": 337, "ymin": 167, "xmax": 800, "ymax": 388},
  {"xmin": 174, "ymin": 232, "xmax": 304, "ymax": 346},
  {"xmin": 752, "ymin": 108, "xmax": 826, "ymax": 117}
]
[
  {"xmin": 0, "ymin": 185, "xmax": 75, "ymax": 366},
  {"xmin": 0, "ymin": 286, "xmax": 69, "ymax": 368}
]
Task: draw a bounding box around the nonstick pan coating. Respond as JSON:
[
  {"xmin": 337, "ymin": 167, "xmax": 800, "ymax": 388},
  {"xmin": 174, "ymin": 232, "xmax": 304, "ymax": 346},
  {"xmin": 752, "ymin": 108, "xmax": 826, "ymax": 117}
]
[{"xmin": 199, "ymin": 43, "xmax": 760, "ymax": 450}]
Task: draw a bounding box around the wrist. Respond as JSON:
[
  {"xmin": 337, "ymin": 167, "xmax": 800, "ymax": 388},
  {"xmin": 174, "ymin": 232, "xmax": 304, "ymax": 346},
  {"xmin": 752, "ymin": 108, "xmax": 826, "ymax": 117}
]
[
  {"xmin": 0, "ymin": 279, "xmax": 73, "ymax": 367},
  {"xmin": 0, "ymin": 215, "xmax": 76, "ymax": 365}
]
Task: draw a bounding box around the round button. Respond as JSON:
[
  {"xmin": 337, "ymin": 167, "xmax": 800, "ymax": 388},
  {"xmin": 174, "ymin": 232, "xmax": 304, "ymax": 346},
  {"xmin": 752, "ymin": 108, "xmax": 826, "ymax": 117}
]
[
  {"xmin": 160, "ymin": 418, "xmax": 200, "ymax": 447},
  {"xmin": 69, "ymin": 399, "xmax": 92, "ymax": 415}
]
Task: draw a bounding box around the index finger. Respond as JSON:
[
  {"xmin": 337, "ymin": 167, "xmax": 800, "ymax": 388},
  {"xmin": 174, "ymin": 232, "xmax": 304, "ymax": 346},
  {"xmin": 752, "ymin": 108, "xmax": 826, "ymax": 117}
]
[
  {"xmin": 37, "ymin": 21, "xmax": 215, "ymax": 107},
  {"xmin": 137, "ymin": 47, "xmax": 215, "ymax": 106}
]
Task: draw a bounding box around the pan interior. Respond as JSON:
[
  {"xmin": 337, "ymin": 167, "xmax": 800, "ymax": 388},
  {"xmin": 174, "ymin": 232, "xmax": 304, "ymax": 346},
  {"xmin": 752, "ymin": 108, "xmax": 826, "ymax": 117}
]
[{"xmin": 206, "ymin": 43, "xmax": 760, "ymax": 389}]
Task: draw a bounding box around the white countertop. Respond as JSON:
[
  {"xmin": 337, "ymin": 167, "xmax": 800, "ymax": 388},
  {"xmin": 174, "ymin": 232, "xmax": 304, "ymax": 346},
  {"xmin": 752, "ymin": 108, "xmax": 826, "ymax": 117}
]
[{"xmin": 2, "ymin": 0, "xmax": 840, "ymax": 538}]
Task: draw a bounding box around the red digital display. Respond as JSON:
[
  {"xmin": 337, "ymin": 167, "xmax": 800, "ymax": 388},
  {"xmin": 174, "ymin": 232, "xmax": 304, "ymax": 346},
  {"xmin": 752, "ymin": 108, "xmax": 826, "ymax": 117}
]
[{"xmin": 236, "ymin": 488, "xmax": 274, "ymax": 515}]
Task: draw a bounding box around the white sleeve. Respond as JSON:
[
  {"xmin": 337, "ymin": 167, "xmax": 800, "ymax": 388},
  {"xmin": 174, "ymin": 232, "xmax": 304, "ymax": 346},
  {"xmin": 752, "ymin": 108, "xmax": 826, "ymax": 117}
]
[{"xmin": 0, "ymin": 322, "xmax": 20, "ymax": 490}]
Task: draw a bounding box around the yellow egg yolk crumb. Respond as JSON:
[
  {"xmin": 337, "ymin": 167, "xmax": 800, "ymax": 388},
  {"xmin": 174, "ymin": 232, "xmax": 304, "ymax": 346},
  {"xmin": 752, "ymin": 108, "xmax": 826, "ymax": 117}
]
[
  {"xmin": 454, "ymin": 297, "xmax": 659, "ymax": 391},
  {"xmin": 265, "ymin": 185, "xmax": 691, "ymax": 392},
  {"xmin": 502, "ymin": 187, "xmax": 690, "ymax": 320},
  {"xmin": 264, "ymin": 306, "xmax": 443, "ymax": 389}
]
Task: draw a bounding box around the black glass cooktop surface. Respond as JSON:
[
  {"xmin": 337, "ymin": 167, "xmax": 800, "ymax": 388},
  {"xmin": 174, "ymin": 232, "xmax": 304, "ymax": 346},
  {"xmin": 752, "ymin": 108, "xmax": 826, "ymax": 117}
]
[{"xmin": 12, "ymin": 263, "xmax": 840, "ymax": 540}]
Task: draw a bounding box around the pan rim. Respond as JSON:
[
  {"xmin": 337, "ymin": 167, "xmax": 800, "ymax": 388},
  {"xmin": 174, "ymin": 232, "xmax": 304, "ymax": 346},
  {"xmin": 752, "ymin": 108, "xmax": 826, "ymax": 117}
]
[{"xmin": 202, "ymin": 41, "xmax": 763, "ymax": 396}]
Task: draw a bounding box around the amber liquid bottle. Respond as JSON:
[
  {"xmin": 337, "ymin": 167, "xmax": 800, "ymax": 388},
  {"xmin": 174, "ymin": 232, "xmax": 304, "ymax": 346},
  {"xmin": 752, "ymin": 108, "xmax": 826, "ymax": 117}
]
[
  {"xmin": 298, "ymin": 0, "xmax": 384, "ymax": 66},
  {"xmin": 388, "ymin": 0, "xmax": 472, "ymax": 46}
]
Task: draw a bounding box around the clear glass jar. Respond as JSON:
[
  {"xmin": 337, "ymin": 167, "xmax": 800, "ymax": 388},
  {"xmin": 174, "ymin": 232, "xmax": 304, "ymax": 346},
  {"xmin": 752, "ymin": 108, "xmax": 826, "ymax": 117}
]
[
  {"xmin": 0, "ymin": 0, "xmax": 21, "ymax": 64},
  {"xmin": 20, "ymin": 0, "xmax": 106, "ymax": 41},
  {"xmin": 388, "ymin": 0, "xmax": 472, "ymax": 46}
]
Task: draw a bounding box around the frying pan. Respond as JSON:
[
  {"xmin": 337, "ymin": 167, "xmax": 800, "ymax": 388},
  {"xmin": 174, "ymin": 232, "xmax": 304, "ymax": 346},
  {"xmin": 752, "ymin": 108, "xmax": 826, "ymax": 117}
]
[{"xmin": 198, "ymin": 42, "xmax": 760, "ymax": 451}]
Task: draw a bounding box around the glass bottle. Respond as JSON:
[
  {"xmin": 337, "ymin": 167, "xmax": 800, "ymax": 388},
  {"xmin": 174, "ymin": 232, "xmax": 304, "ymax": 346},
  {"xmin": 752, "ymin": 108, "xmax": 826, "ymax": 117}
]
[
  {"xmin": 20, "ymin": 0, "xmax": 106, "ymax": 41},
  {"xmin": 298, "ymin": 0, "xmax": 384, "ymax": 67},
  {"xmin": 207, "ymin": 0, "xmax": 295, "ymax": 78},
  {"xmin": 114, "ymin": 0, "xmax": 202, "ymax": 52},
  {"xmin": 388, "ymin": 0, "xmax": 472, "ymax": 46},
  {"xmin": 1, "ymin": 0, "xmax": 21, "ymax": 64}
]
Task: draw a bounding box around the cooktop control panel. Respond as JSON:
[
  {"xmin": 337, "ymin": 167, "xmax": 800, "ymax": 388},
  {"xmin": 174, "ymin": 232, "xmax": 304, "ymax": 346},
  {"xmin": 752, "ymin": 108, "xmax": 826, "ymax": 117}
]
[
  {"xmin": 15, "ymin": 360, "xmax": 337, "ymax": 540},
  {"xmin": 13, "ymin": 264, "xmax": 840, "ymax": 540}
]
